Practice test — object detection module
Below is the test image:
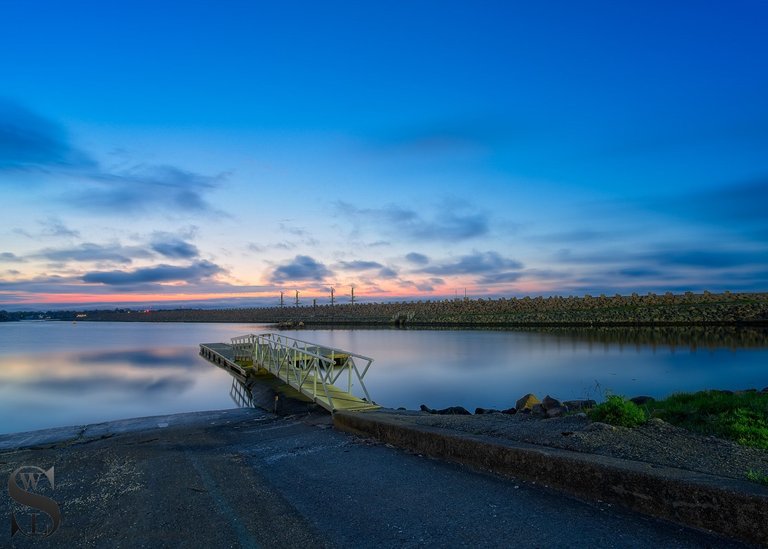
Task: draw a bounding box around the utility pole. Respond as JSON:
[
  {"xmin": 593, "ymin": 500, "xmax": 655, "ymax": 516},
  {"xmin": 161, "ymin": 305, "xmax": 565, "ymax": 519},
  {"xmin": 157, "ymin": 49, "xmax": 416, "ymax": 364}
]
[
  {"xmin": 350, "ymin": 286, "xmax": 355, "ymax": 305},
  {"xmin": 280, "ymin": 291, "xmax": 284, "ymax": 307},
  {"xmin": 464, "ymin": 288, "xmax": 467, "ymax": 301},
  {"xmin": 295, "ymin": 290, "xmax": 299, "ymax": 307},
  {"xmin": 330, "ymin": 287, "xmax": 335, "ymax": 305}
]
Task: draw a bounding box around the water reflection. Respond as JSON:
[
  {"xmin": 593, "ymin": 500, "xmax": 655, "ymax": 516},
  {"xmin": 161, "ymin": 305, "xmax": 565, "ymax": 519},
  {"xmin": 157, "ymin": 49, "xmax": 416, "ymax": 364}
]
[
  {"xmin": 511, "ymin": 326, "xmax": 768, "ymax": 349},
  {"xmin": 11, "ymin": 373, "xmax": 194, "ymax": 395},
  {"xmin": 2, "ymin": 321, "xmax": 767, "ymax": 435},
  {"xmin": 229, "ymin": 378, "xmax": 254, "ymax": 408},
  {"xmin": 0, "ymin": 321, "xmax": 261, "ymax": 434},
  {"xmin": 274, "ymin": 326, "xmax": 768, "ymax": 412}
]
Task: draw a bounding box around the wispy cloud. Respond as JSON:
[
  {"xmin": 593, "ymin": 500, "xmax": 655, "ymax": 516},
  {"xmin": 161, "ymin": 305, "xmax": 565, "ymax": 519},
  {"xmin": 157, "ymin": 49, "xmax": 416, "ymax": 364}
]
[
  {"xmin": 0, "ymin": 98, "xmax": 94, "ymax": 172},
  {"xmin": 0, "ymin": 252, "xmax": 23, "ymax": 262},
  {"xmin": 270, "ymin": 255, "xmax": 332, "ymax": 283},
  {"xmin": 35, "ymin": 242, "xmax": 151, "ymax": 264},
  {"xmin": 337, "ymin": 260, "xmax": 384, "ymax": 270},
  {"xmin": 338, "ymin": 201, "xmax": 489, "ymax": 242},
  {"xmin": 556, "ymin": 246, "xmax": 767, "ymax": 270},
  {"xmin": 150, "ymin": 233, "xmax": 199, "ymax": 259},
  {"xmin": 39, "ymin": 217, "xmax": 81, "ymax": 238},
  {"xmin": 0, "ymin": 100, "xmax": 224, "ymax": 215},
  {"xmin": 82, "ymin": 260, "xmax": 223, "ymax": 286},
  {"xmin": 68, "ymin": 164, "xmax": 225, "ymax": 214},
  {"xmin": 405, "ymin": 252, "xmax": 429, "ymax": 265},
  {"xmin": 417, "ymin": 251, "xmax": 523, "ymax": 276}
]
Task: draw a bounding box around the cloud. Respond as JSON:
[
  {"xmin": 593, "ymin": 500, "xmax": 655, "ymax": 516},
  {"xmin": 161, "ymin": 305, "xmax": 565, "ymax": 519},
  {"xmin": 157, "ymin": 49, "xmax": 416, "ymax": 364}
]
[
  {"xmin": 398, "ymin": 279, "xmax": 438, "ymax": 292},
  {"xmin": 337, "ymin": 260, "xmax": 384, "ymax": 270},
  {"xmin": 35, "ymin": 242, "xmax": 151, "ymax": 264},
  {"xmin": 556, "ymin": 246, "xmax": 766, "ymax": 270},
  {"xmin": 0, "ymin": 98, "xmax": 94, "ymax": 172},
  {"xmin": 83, "ymin": 260, "xmax": 223, "ymax": 286},
  {"xmin": 417, "ymin": 251, "xmax": 523, "ymax": 276},
  {"xmin": 652, "ymin": 249, "xmax": 764, "ymax": 269},
  {"xmin": 644, "ymin": 178, "xmax": 768, "ymax": 239},
  {"xmin": 68, "ymin": 164, "xmax": 225, "ymax": 214},
  {"xmin": 270, "ymin": 255, "xmax": 332, "ymax": 283},
  {"xmin": 378, "ymin": 267, "xmax": 398, "ymax": 278},
  {"xmin": 699, "ymin": 178, "xmax": 768, "ymax": 223},
  {"xmin": 0, "ymin": 100, "xmax": 223, "ymax": 214},
  {"xmin": 405, "ymin": 252, "xmax": 429, "ymax": 265},
  {"xmin": 529, "ymin": 229, "xmax": 621, "ymax": 244},
  {"xmin": 39, "ymin": 217, "xmax": 81, "ymax": 238},
  {"xmin": 478, "ymin": 271, "xmax": 525, "ymax": 284},
  {"xmin": 0, "ymin": 252, "xmax": 23, "ymax": 262},
  {"xmin": 150, "ymin": 234, "xmax": 199, "ymax": 259},
  {"xmin": 339, "ymin": 202, "xmax": 489, "ymax": 242},
  {"xmin": 617, "ymin": 267, "xmax": 663, "ymax": 278}
]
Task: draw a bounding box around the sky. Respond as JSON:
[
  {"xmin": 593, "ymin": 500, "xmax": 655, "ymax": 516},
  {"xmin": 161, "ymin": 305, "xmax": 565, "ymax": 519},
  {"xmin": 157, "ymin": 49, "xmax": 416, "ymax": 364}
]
[{"xmin": 1, "ymin": 1, "xmax": 767, "ymax": 310}]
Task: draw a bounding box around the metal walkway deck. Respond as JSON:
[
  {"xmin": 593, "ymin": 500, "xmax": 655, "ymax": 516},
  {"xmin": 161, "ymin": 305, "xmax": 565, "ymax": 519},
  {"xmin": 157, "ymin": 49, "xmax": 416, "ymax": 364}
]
[{"xmin": 200, "ymin": 333, "xmax": 379, "ymax": 413}]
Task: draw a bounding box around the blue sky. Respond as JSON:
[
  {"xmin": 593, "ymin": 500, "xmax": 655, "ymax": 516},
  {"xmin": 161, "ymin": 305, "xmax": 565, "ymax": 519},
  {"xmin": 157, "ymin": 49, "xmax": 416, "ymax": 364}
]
[{"xmin": 1, "ymin": 1, "xmax": 767, "ymax": 309}]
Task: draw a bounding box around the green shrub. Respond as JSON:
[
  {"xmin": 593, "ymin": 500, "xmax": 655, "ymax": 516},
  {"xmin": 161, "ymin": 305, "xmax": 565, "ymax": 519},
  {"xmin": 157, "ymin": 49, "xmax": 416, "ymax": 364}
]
[{"xmin": 588, "ymin": 395, "xmax": 647, "ymax": 427}]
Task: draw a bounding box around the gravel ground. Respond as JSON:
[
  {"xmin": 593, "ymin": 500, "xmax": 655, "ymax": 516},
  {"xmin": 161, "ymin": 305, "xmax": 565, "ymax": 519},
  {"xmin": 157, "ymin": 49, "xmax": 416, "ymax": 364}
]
[{"xmin": 377, "ymin": 409, "xmax": 768, "ymax": 482}]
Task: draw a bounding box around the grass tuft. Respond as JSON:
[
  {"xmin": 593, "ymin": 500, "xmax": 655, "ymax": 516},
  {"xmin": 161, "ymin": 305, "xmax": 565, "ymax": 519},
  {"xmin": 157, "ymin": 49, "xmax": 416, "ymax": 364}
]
[{"xmin": 587, "ymin": 395, "xmax": 647, "ymax": 427}]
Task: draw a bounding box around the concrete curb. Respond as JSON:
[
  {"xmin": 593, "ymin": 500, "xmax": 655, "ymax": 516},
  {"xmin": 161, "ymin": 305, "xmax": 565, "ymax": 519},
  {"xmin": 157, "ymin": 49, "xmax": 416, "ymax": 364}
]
[{"xmin": 334, "ymin": 411, "xmax": 768, "ymax": 547}]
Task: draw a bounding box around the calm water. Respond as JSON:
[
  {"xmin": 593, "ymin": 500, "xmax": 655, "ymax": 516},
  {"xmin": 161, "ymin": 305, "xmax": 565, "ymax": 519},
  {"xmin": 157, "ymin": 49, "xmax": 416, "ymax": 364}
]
[{"xmin": 1, "ymin": 322, "xmax": 767, "ymax": 434}]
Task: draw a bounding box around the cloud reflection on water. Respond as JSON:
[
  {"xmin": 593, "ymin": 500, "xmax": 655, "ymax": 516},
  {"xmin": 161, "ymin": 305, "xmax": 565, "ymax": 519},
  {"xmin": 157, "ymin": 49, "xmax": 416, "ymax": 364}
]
[{"xmin": 76, "ymin": 348, "xmax": 199, "ymax": 368}]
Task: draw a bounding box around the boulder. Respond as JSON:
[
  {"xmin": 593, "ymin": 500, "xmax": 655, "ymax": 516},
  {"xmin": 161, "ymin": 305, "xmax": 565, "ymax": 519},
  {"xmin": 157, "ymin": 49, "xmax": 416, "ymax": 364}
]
[
  {"xmin": 563, "ymin": 399, "xmax": 596, "ymax": 411},
  {"xmin": 475, "ymin": 408, "xmax": 500, "ymax": 415},
  {"xmin": 435, "ymin": 406, "xmax": 471, "ymax": 415},
  {"xmin": 515, "ymin": 393, "xmax": 540, "ymax": 411},
  {"xmin": 546, "ymin": 406, "xmax": 567, "ymax": 418},
  {"xmin": 419, "ymin": 404, "xmax": 434, "ymax": 413},
  {"xmin": 530, "ymin": 403, "xmax": 545, "ymax": 417},
  {"xmin": 501, "ymin": 407, "xmax": 517, "ymax": 415},
  {"xmin": 541, "ymin": 395, "xmax": 562, "ymax": 411},
  {"xmin": 629, "ymin": 396, "xmax": 655, "ymax": 406}
]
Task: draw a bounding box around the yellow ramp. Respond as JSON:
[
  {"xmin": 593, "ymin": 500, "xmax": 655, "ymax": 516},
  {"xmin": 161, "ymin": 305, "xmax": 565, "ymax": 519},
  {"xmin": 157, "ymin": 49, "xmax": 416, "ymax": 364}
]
[{"xmin": 278, "ymin": 367, "xmax": 379, "ymax": 412}]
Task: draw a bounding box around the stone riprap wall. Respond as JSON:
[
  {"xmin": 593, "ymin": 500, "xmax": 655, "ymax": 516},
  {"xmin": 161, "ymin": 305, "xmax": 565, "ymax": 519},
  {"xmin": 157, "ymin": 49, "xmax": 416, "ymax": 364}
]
[{"xmin": 53, "ymin": 291, "xmax": 768, "ymax": 327}]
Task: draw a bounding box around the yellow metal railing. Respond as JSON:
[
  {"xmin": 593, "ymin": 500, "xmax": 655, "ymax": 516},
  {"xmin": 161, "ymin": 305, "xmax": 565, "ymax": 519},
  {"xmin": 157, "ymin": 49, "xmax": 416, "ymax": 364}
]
[{"xmin": 229, "ymin": 333, "xmax": 376, "ymax": 412}]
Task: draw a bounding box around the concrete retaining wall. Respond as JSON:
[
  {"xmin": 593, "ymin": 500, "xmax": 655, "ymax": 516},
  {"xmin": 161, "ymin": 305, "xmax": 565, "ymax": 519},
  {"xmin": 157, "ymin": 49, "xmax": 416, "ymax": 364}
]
[{"xmin": 334, "ymin": 411, "xmax": 768, "ymax": 546}]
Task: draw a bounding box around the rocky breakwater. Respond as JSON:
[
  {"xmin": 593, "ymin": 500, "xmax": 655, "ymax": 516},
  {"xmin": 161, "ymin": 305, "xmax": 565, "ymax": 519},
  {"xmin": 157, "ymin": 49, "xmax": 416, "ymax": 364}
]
[{"xmin": 420, "ymin": 393, "xmax": 597, "ymax": 419}]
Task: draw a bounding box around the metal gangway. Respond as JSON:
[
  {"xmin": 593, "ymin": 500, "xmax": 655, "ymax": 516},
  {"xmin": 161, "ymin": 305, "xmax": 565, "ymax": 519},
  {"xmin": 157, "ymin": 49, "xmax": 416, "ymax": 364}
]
[{"xmin": 201, "ymin": 333, "xmax": 379, "ymax": 413}]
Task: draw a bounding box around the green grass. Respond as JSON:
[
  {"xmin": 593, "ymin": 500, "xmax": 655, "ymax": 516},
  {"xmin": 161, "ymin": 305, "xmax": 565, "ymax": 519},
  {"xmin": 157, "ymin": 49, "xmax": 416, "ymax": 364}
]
[
  {"xmin": 646, "ymin": 390, "xmax": 768, "ymax": 449},
  {"xmin": 746, "ymin": 469, "xmax": 768, "ymax": 486},
  {"xmin": 587, "ymin": 395, "xmax": 647, "ymax": 427}
]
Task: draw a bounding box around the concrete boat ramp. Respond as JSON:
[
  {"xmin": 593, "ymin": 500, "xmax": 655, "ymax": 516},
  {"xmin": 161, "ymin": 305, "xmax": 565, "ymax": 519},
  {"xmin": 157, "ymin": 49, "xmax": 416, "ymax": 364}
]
[{"xmin": 0, "ymin": 407, "xmax": 760, "ymax": 547}]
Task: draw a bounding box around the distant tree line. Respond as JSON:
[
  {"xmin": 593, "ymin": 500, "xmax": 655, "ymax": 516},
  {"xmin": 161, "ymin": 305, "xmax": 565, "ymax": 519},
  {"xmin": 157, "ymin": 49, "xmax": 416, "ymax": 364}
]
[{"xmin": 2, "ymin": 291, "xmax": 767, "ymax": 327}]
